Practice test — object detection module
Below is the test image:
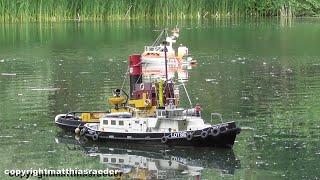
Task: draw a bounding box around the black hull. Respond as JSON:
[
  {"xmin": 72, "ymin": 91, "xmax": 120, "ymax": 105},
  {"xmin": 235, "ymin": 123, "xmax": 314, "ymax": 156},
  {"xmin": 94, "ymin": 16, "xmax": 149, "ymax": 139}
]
[
  {"xmin": 83, "ymin": 121, "xmax": 241, "ymax": 148},
  {"xmin": 55, "ymin": 117, "xmax": 86, "ymax": 132}
]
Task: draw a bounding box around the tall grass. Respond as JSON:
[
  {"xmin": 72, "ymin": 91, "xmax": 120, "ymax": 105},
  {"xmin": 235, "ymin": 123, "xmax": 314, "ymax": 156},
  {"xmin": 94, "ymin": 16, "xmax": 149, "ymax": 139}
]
[{"xmin": 0, "ymin": 0, "xmax": 317, "ymax": 22}]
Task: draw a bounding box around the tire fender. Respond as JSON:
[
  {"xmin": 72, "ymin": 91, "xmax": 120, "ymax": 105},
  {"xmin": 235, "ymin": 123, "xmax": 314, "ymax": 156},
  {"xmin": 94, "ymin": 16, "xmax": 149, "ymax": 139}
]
[
  {"xmin": 161, "ymin": 136, "xmax": 168, "ymax": 143},
  {"xmin": 201, "ymin": 131, "xmax": 208, "ymax": 138},
  {"xmin": 92, "ymin": 133, "xmax": 99, "ymax": 141}
]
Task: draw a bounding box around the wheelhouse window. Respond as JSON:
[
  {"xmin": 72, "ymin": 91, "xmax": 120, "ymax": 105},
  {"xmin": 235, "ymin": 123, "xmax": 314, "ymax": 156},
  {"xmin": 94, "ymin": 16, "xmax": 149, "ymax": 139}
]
[
  {"xmin": 103, "ymin": 120, "xmax": 108, "ymax": 125},
  {"xmin": 119, "ymin": 121, "xmax": 124, "ymax": 126},
  {"xmin": 111, "ymin": 120, "xmax": 116, "ymax": 125}
]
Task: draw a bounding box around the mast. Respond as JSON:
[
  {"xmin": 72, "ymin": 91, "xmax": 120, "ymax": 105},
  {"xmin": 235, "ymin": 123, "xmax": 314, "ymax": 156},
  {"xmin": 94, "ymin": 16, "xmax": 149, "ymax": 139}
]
[{"xmin": 163, "ymin": 40, "xmax": 168, "ymax": 81}]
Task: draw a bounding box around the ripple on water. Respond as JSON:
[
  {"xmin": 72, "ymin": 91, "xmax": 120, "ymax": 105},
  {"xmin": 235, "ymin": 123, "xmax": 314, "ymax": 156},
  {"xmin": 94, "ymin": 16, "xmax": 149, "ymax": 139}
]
[
  {"xmin": 29, "ymin": 88, "xmax": 60, "ymax": 91},
  {"xmin": 1, "ymin": 73, "xmax": 17, "ymax": 76},
  {"xmin": 0, "ymin": 135, "xmax": 14, "ymax": 138}
]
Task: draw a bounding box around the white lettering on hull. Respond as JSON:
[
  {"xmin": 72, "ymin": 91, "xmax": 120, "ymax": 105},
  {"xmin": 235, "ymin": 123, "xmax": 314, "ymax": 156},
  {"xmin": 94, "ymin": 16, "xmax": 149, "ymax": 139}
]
[{"xmin": 170, "ymin": 132, "xmax": 187, "ymax": 138}]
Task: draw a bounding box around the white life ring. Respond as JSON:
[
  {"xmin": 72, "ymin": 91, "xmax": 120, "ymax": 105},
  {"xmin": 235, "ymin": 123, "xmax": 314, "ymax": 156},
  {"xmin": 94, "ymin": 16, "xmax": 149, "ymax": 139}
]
[{"xmin": 140, "ymin": 83, "xmax": 144, "ymax": 90}]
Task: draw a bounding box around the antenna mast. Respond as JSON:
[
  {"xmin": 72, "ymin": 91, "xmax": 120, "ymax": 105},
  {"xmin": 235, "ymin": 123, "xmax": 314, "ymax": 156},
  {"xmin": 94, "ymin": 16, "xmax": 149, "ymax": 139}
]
[{"xmin": 163, "ymin": 40, "xmax": 168, "ymax": 81}]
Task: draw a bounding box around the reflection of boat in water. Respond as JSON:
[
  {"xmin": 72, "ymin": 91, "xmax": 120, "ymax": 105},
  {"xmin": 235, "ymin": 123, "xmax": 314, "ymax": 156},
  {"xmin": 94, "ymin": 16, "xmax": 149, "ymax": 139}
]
[
  {"xmin": 141, "ymin": 28, "xmax": 196, "ymax": 66},
  {"xmin": 55, "ymin": 133, "xmax": 240, "ymax": 179},
  {"xmin": 88, "ymin": 148, "xmax": 203, "ymax": 178},
  {"xmin": 142, "ymin": 56, "xmax": 191, "ymax": 83}
]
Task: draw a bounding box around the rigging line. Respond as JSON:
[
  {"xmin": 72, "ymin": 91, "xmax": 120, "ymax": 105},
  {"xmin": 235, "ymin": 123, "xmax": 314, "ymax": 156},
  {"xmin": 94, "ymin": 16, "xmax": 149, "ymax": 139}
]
[
  {"xmin": 135, "ymin": 73, "xmax": 142, "ymax": 85},
  {"xmin": 121, "ymin": 66, "xmax": 130, "ymax": 90},
  {"xmin": 151, "ymin": 29, "xmax": 166, "ymax": 47},
  {"xmin": 133, "ymin": 60, "xmax": 147, "ymax": 86},
  {"xmin": 165, "ymin": 28, "xmax": 169, "ymax": 38},
  {"xmin": 154, "ymin": 29, "xmax": 164, "ymax": 46},
  {"xmin": 134, "ymin": 61, "xmax": 147, "ymax": 85},
  {"xmin": 181, "ymin": 80, "xmax": 193, "ymax": 108}
]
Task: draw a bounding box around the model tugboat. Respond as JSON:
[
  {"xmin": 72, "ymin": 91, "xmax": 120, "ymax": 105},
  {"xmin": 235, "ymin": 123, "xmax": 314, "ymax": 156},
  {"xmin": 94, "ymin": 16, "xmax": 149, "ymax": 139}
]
[
  {"xmin": 56, "ymin": 28, "xmax": 241, "ymax": 148},
  {"xmin": 81, "ymin": 42, "xmax": 241, "ymax": 148},
  {"xmin": 81, "ymin": 79, "xmax": 240, "ymax": 147}
]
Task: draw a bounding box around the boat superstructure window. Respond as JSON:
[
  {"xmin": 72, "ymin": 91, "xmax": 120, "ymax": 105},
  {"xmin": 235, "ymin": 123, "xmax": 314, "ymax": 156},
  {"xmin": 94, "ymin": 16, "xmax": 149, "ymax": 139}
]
[
  {"xmin": 103, "ymin": 120, "xmax": 108, "ymax": 125},
  {"xmin": 111, "ymin": 120, "xmax": 116, "ymax": 125},
  {"xmin": 119, "ymin": 121, "xmax": 124, "ymax": 126},
  {"xmin": 157, "ymin": 109, "xmax": 184, "ymax": 119},
  {"xmin": 105, "ymin": 112, "xmax": 132, "ymax": 118}
]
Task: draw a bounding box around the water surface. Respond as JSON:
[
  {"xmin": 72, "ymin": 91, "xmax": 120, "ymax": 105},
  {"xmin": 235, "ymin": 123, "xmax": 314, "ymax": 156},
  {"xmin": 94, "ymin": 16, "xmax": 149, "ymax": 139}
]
[{"xmin": 0, "ymin": 19, "xmax": 320, "ymax": 179}]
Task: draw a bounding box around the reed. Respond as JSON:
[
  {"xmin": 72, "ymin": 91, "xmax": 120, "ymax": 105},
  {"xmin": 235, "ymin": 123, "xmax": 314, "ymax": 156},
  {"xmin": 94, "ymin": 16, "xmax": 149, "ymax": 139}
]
[{"xmin": 0, "ymin": 0, "xmax": 318, "ymax": 22}]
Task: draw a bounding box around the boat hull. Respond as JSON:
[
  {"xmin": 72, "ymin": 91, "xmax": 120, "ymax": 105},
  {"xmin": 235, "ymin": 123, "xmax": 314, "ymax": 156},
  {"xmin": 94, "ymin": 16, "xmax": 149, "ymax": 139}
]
[
  {"xmin": 55, "ymin": 115, "xmax": 86, "ymax": 132},
  {"xmin": 83, "ymin": 121, "xmax": 241, "ymax": 148}
]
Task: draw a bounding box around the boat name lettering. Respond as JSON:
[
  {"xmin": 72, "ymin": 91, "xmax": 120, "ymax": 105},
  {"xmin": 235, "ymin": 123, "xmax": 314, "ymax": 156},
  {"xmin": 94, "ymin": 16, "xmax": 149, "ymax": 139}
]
[{"xmin": 170, "ymin": 132, "xmax": 186, "ymax": 138}]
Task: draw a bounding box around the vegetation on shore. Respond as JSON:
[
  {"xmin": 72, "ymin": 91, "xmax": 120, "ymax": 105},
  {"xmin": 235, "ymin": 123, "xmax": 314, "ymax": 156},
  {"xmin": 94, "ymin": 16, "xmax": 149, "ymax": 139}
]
[{"xmin": 0, "ymin": 0, "xmax": 319, "ymax": 22}]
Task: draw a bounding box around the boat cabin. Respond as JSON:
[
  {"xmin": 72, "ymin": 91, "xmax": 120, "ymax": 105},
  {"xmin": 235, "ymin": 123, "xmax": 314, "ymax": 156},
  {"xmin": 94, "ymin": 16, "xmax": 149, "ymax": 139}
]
[
  {"xmin": 99, "ymin": 112, "xmax": 152, "ymax": 133},
  {"xmin": 156, "ymin": 108, "xmax": 185, "ymax": 121}
]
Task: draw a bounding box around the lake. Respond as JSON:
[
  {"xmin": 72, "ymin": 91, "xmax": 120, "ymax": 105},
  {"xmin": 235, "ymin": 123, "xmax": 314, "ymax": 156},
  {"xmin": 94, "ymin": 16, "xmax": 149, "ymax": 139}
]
[{"xmin": 0, "ymin": 18, "xmax": 320, "ymax": 179}]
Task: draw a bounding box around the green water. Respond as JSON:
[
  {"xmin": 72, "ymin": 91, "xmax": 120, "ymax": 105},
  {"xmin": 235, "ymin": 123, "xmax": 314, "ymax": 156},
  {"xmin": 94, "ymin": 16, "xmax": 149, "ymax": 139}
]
[{"xmin": 1, "ymin": 19, "xmax": 320, "ymax": 179}]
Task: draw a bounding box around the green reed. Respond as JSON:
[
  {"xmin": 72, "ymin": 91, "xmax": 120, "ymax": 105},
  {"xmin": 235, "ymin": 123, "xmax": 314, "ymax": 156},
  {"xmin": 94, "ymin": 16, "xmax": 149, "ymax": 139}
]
[{"xmin": 0, "ymin": 0, "xmax": 318, "ymax": 22}]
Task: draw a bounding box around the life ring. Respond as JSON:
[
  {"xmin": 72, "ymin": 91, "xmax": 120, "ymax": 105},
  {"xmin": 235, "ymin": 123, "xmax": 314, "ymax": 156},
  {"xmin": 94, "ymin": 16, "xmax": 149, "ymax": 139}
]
[
  {"xmin": 92, "ymin": 133, "xmax": 99, "ymax": 141},
  {"xmin": 161, "ymin": 136, "xmax": 168, "ymax": 144},
  {"xmin": 201, "ymin": 131, "xmax": 208, "ymax": 138},
  {"xmin": 220, "ymin": 126, "xmax": 227, "ymax": 133},
  {"xmin": 186, "ymin": 132, "xmax": 193, "ymax": 141},
  {"xmin": 210, "ymin": 127, "xmax": 220, "ymax": 136},
  {"xmin": 144, "ymin": 99, "xmax": 151, "ymax": 106},
  {"xmin": 140, "ymin": 83, "xmax": 144, "ymax": 90}
]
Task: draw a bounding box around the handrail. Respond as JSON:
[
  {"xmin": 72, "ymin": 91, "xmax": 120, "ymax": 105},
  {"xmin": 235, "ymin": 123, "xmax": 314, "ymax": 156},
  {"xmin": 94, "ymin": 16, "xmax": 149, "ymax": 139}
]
[
  {"xmin": 211, "ymin": 113, "xmax": 223, "ymax": 123},
  {"xmin": 66, "ymin": 111, "xmax": 110, "ymax": 114}
]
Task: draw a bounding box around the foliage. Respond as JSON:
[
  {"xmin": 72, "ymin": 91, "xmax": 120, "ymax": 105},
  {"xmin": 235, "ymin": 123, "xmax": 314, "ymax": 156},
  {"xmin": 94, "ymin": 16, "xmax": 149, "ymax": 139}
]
[{"xmin": 0, "ymin": 0, "xmax": 319, "ymax": 22}]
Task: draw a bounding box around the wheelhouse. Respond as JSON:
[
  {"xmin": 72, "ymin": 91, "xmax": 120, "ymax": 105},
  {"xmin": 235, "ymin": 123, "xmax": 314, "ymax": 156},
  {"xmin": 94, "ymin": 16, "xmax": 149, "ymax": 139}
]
[{"xmin": 156, "ymin": 108, "xmax": 185, "ymax": 120}]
